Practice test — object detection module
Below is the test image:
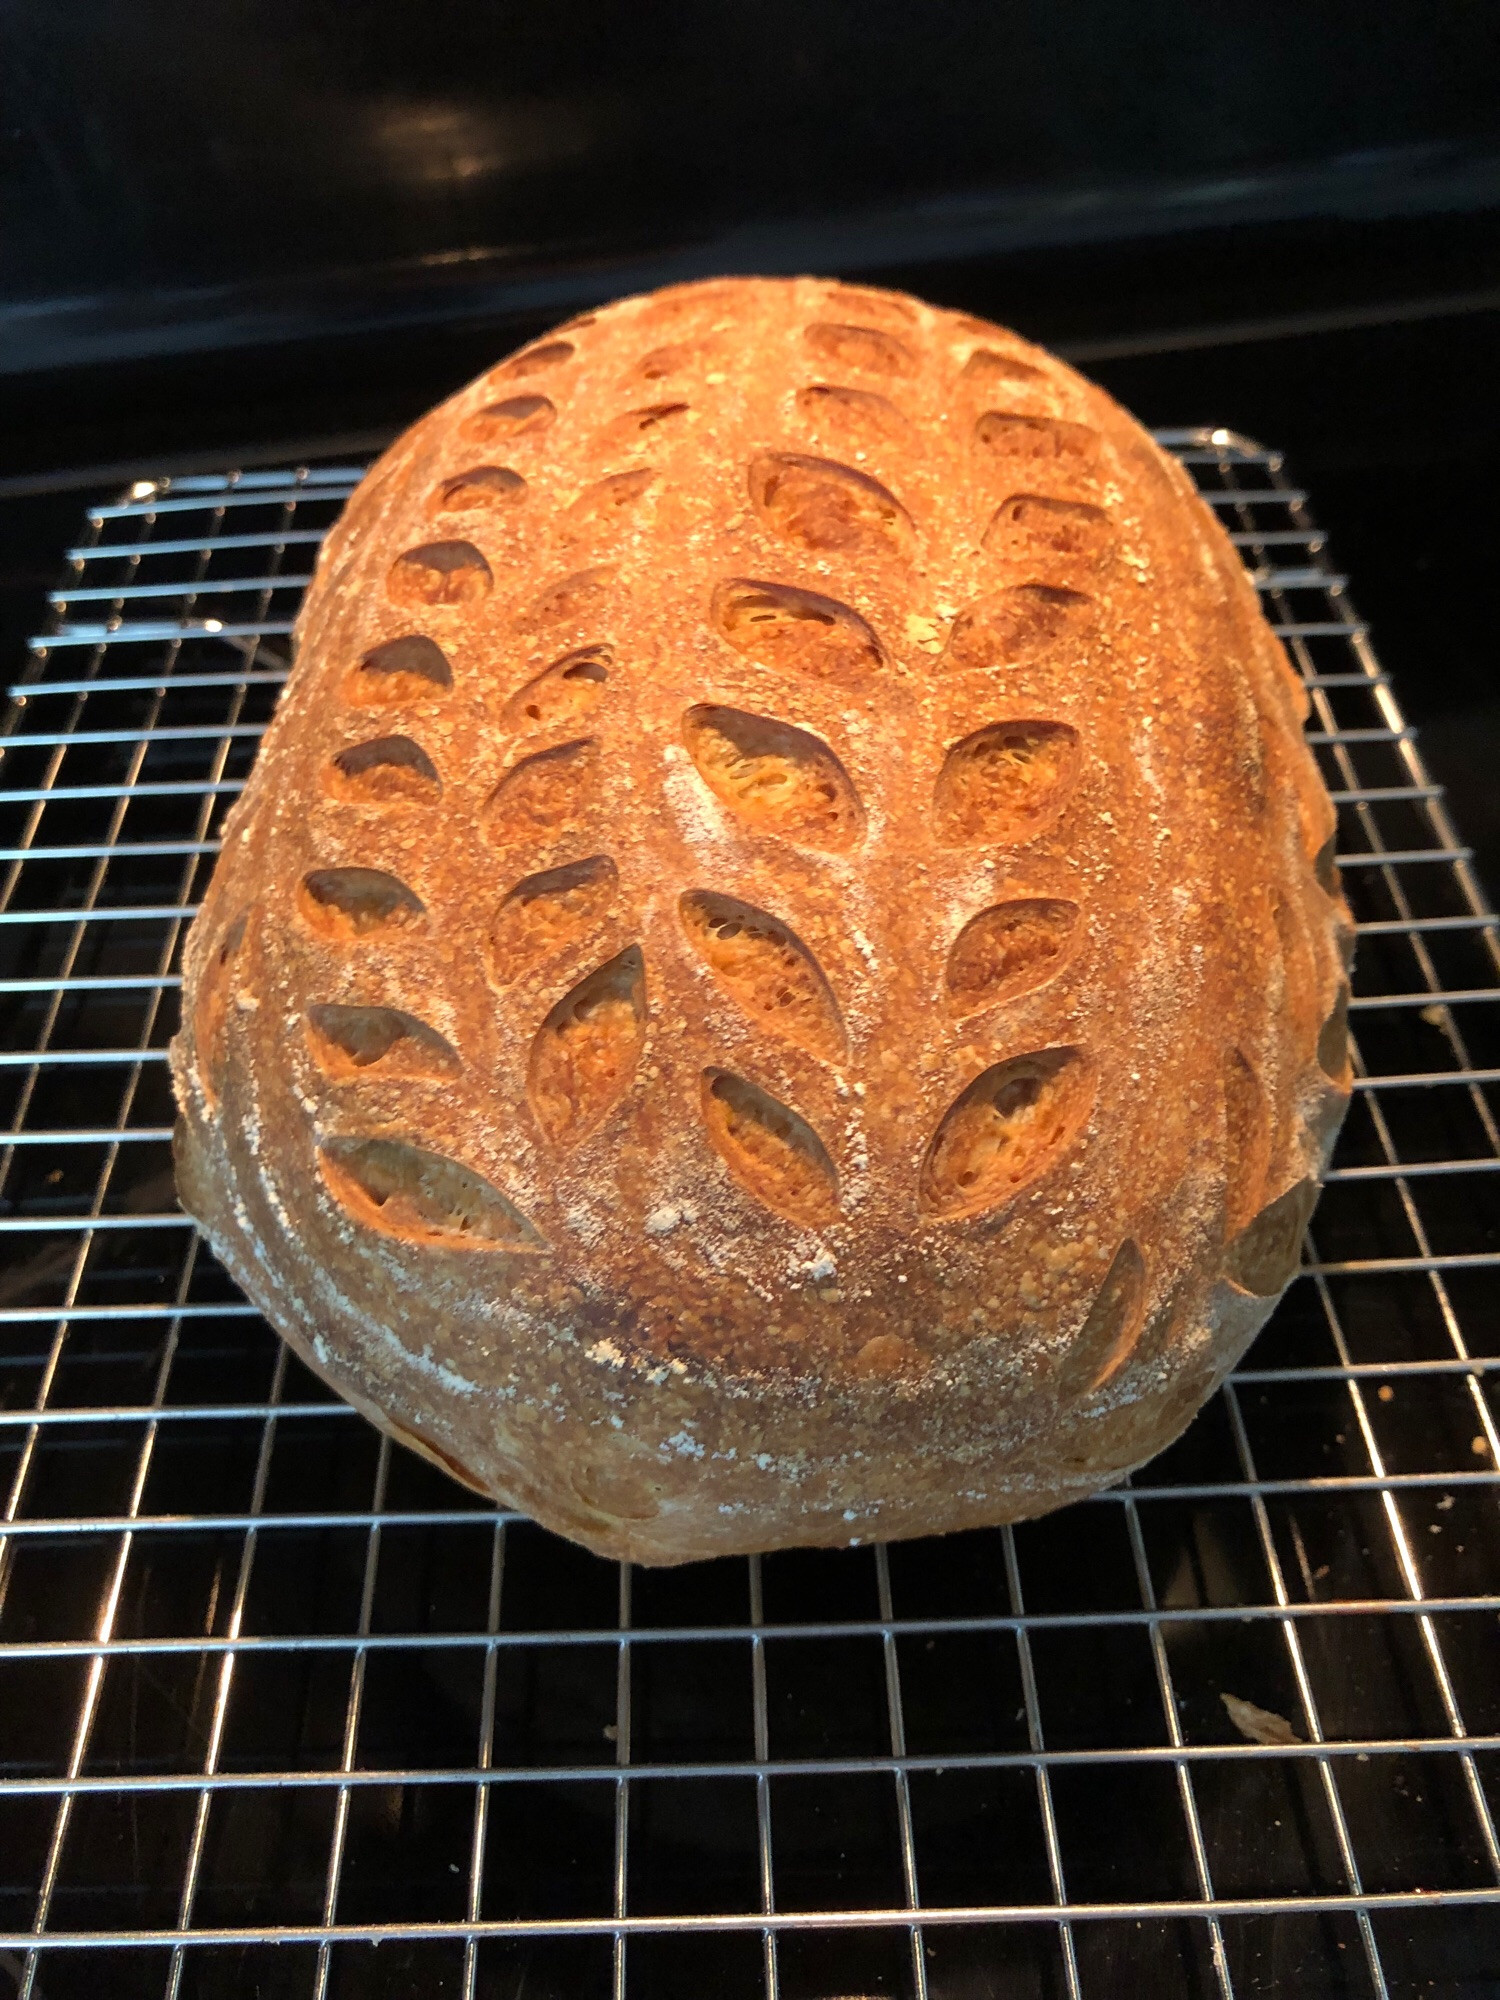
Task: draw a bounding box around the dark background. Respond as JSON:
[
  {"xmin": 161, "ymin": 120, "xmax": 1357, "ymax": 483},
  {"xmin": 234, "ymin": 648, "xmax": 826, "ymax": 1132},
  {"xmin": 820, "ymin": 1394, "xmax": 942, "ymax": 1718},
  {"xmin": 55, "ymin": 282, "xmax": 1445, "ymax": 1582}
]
[{"xmin": 1, "ymin": 0, "xmax": 1498, "ymax": 878}]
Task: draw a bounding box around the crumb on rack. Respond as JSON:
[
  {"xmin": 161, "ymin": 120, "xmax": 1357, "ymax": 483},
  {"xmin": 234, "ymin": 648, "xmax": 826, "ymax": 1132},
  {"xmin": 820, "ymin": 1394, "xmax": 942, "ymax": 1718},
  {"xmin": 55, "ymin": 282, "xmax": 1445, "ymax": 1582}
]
[{"xmin": 1221, "ymin": 1691, "xmax": 1301, "ymax": 1746}]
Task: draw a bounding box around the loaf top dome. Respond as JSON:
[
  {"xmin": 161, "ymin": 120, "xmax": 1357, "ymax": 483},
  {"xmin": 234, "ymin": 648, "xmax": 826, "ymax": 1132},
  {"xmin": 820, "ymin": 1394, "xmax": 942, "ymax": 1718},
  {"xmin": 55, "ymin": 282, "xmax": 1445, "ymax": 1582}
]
[{"xmin": 172, "ymin": 276, "xmax": 1350, "ymax": 1557}]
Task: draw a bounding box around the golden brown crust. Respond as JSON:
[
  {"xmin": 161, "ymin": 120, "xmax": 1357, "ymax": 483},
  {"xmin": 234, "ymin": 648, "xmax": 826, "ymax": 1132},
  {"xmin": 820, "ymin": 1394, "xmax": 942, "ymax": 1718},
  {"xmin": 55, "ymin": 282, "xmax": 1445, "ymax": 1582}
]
[{"xmin": 169, "ymin": 276, "xmax": 1352, "ymax": 1563}]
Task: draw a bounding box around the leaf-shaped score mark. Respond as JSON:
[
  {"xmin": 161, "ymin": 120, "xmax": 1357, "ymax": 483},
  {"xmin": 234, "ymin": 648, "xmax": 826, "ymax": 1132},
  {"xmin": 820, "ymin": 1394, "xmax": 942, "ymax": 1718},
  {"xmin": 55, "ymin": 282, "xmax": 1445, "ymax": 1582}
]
[
  {"xmin": 501, "ymin": 338, "xmax": 576, "ymax": 378},
  {"xmin": 960, "ymin": 347, "xmax": 1046, "ymax": 390},
  {"xmin": 298, "ymin": 868, "xmax": 424, "ymax": 940},
  {"xmin": 461, "ymin": 393, "xmax": 555, "ymax": 445},
  {"xmin": 193, "ymin": 907, "xmax": 249, "ymax": 1107},
  {"xmin": 1055, "ymin": 1239, "xmax": 1147, "ymax": 1397},
  {"xmin": 679, "ymin": 892, "xmax": 845, "ymax": 1062},
  {"xmin": 921, "ymin": 1046, "xmax": 1095, "ymax": 1221},
  {"xmin": 933, "ymin": 721, "xmax": 1081, "ymax": 847},
  {"xmin": 345, "ymin": 634, "xmax": 452, "ymax": 705},
  {"xmin": 1312, "ymin": 833, "xmax": 1338, "ymax": 896},
  {"xmin": 634, "ymin": 337, "xmax": 717, "ymax": 381},
  {"xmin": 820, "ymin": 285, "xmax": 919, "ymax": 326},
  {"xmin": 945, "ymin": 898, "xmax": 1079, "ymax": 1017},
  {"xmin": 794, "ymin": 384, "xmax": 911, "ymax": 449},
  {"xmin": 712, "ymin": 579, "xmax": 884, "ymax": 686},
  {"xmin": 1318, "ymin": 984, "xmax": 1351, "ymax": 1079},
  {"xmin": 747, "ymin": 453, "xmax": 914, "ymax": 562},
  {"xmin": 682, "ymin": 706, "xmax": 864, "ymax": 853},
  {"xmin": 528, "ymin": 946, "xmax": 648, "ymax": 1146},
  {"xmin": 386, "ymin": 540, "xmax": 492, "ymax": 608},
  {"xmin": 974, "ymin": 412, "xmax": 1101, "ymax": 466},
  {"xmin": 325, "ymin": 735, "xmax": 441, "ymax": 806},
  {"xmin": 319, "ymin": 1136, "xmax": 546, "ymax": 1250},
  {"xmin": 700, "ymin": 1069, "xmax": 839, "ymax": 1227},
  {"xmin": 485, "ymin": 738, "xmax": 599, "ymax": 847},
  {"xmin": 501, "ymin": 647, "xmax": 611, "ymax": 733},
  {"xmin": 802, "ymin": 321, "xmax": 916, "ymax": 377},
  {"xmin": 306, "ymin": 1004, "xmax": 459, "ymax": 1080},
  {"xmin": 432, "ymin": 465, "xmax": 527, "ymax": 513},
  {"xmin": 940, "ymin": 585, "xmax": 1095, "ymax": 674},
  {"xmin": 525, "ymin": 565, "xmax": 618, "ymax": 630},
  {"xmin": 1222, "ymin": 1047, "xmax": 1272, "ymax": 1237},
  {"xmin": 982, "ymin": 493, "xmax": 1113, "ymax": 570},
  {"xmin": 562, "ymin": 469, "xmax": 655, "ymax": 542},
  {"xmin": 594, "ymin": 402, "xmax": 691, "ymax": 454},
  {"xmin": 489, "ymin": 855, "xmax": 619, "ymax": 986},
  {"xmin": 1224, "ymin": 1179, "xmax": 1316, "ymax": 1297}
]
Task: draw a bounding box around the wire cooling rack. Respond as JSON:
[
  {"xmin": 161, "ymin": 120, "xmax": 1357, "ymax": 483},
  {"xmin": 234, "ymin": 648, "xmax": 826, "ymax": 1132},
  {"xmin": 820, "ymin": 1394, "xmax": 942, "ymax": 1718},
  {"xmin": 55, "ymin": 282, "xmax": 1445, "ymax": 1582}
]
[{"xmin": 0, "ymin": 434, "xmax": 1498, "ymax": 2000}]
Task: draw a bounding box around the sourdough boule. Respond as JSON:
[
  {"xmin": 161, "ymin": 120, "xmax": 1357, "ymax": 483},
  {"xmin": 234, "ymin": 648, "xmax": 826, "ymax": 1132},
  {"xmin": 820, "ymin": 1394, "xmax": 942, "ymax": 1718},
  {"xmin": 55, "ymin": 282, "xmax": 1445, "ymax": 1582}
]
[{"xmin": 170, "ymin": 276, "xmax": 1352, "ymax": 1563}]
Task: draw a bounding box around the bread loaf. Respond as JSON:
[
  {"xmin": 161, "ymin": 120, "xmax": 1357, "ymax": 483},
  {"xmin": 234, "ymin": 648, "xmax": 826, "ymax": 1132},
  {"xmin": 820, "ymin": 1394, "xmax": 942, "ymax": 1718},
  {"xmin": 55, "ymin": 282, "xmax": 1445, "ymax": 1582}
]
[{"xmin": 170, "ymin": 276, "xmax": 1353, "ymax": 1563}]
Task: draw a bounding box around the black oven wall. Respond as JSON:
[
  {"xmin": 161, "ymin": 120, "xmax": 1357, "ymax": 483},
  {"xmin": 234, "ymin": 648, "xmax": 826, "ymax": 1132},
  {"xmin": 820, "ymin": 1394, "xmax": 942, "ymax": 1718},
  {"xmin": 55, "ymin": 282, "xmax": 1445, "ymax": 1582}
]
[{"xmin": 2, "ymin": 0, "xmax": 1499, "ymax": 376}]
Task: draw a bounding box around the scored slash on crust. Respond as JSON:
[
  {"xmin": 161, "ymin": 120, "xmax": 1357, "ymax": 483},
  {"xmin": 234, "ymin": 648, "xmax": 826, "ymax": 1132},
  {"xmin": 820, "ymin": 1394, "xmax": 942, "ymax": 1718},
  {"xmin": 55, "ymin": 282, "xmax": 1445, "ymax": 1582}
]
[
  {"xmin": 678, "ymin": 891, "xmax": 846, "ymax": 1062},
  {"xmin": 318, "ymin": 1136, "xmax": 547, "ymax": 1251},
  {"xmin": 920, "ymin": 1047, "xmax": 1097, "ymax": 1222},
  {"xmin": 527, "ymin": 945, "xmax": 649, "ymax": 1147},
  {"xmin": 711, "ymin": 578, "xmax": 885, "ymax": 684}
]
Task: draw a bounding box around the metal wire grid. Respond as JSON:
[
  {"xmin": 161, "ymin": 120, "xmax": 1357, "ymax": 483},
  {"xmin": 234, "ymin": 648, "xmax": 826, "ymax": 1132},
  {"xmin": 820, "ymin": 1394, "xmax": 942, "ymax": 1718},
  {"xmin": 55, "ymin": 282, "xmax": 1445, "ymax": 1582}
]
[{"xmin": 0, "ymin": 436, "xmax": 1496, "ymax": 2000}]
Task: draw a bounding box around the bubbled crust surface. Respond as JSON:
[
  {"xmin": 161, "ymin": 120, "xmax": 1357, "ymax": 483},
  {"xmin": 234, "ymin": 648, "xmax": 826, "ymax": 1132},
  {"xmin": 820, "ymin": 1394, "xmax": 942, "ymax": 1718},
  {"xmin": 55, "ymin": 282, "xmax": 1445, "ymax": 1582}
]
[{"xmin": 170, "ymin": 276, "xmax": 1353, "ymax": 1564}]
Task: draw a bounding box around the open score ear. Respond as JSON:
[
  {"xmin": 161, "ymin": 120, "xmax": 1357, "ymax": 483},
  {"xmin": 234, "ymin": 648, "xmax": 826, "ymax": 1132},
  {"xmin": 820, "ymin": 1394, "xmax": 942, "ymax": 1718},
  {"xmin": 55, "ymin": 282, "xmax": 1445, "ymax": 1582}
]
[{"xmin": 700, "ymin": 1068, "xmax": 840, "ymax": 1227}]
